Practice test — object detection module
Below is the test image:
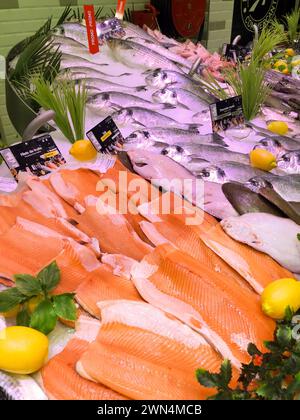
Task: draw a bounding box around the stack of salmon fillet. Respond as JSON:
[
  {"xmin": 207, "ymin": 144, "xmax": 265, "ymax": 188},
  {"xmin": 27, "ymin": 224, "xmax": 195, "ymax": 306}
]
[{"xmin": 0, "ymin": 161, "xmax": 292, "ymax": 400}]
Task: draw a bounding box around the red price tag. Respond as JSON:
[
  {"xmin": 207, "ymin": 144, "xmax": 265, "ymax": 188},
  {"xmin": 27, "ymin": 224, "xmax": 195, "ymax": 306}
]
[
  {"xmin": 115, "ymin": 0, "xmax": 127, "ymax": 20},
  {"xmin": 84, "ymin": 5, "xmax": 100, "ymax": 54}
]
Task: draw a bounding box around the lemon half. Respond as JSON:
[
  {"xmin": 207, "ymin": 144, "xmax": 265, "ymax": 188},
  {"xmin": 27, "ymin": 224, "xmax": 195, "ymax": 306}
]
[
  {"xmin": 69, "ymin": 140, "xmax": 97, "ymax": 162},
  {"xmin": 250, "ymin": 149, "xmax": 277, "ymax": 171}
]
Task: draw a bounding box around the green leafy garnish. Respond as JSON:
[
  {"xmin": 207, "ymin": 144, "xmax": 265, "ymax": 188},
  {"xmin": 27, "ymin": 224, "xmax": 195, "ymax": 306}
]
[
  {"xmin": 196, "ymin": 310, "xmax": 300, "ymax": 400},
  {"xmin": 0, "ymin": 262, "xmax": 77, "ymax": 335}
]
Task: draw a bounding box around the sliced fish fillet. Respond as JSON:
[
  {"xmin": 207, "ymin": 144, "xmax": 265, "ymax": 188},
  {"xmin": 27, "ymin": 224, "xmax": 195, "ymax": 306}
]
[
  {"xmin": 49, "ymin": 169, "xmax": 102, "ymax": 213},
  {"xmin": 77, "ymin": 300, "xmax": 228, "ymax": 400},
  {"xmin": 200, "ymin": 223, "xmax": 293, "ymax": 294},
  {"xmin": 75, "ymin": 264, "xmax": 142, "ymax": 318},
  {"xmin": 74, "ymin": 196, "xmax": 153, "ymax": 260},
  {"xmin": 0, "ymin": 222, "xmax": 65, "ymax": 281},
  {"xmin": 101, "ymin": 254, "xmax": 137, "ymax": 279},
  {"xmin": 131, "ymin": 244, "xmax": 275, "ymax": 368},
  {"xmin": 139, "ymin": 218, "xmax": 256, "ymax": 296}
]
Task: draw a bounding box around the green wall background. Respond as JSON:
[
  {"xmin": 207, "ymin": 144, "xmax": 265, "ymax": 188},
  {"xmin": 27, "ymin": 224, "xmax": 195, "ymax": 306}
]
[{"xmin": 0, "ymin": 0, "xmax": 145, "ymax": 144}]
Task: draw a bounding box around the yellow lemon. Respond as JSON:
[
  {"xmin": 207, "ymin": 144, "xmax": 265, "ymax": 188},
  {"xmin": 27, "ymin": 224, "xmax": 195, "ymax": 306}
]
[
  {"xmin": 274, "ymin": 59, "xmax": 287, "ymax": 68},
  {"xmin": 28, "ymin": 295, "xmax": 43, "ymax": 314},
  {"xmin": 285, "ymin": 48, "xmax": 295, "ymax": 57},
  {"xmin": 267, "ymin": 120, "xmax": 289, "ymax": 136},
  {"xmin": 250, "ymin": 149, "xmax": 277, "ymax": 171},
  {"xmin": 0, "ymin": 305, "xmax": 20, "ymax": 318},
  {"xmin": 69, "ymin": 140, "xmax": 97, "ymax": 162},
  {"xmin": 292, "ymin": 59, "xmax": 300, "ymax": 67},
  {"xmin": 261, "ymin": 278, "xmax": 300, "ymax": 320},
  {"xmin": 0, "ymin": 326, "xmax": 48, "ymax": 374}
]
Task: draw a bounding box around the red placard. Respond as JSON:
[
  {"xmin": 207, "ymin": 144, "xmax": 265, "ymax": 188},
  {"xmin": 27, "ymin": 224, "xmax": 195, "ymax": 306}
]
[
  {"xmin": 115, "ymin": 0, "xmax": 127, "ymax": 20},
  {"xmin": 172, "ymin": 0, "xmax": 206, "ymax": 38},
  {"xmin": 84, "ymin": 5, "xmax": 100, "ymax": 54}
]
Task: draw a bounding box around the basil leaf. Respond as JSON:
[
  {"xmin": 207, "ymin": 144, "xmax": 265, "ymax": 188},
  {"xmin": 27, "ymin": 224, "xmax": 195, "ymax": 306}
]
[
  {"xmin": 52, "ymin": 294, "xmax": 76, "ymax": 321},
  {"xmin": 276, "ymin": 324, "xmax": 293, "ymax": 348},
  {"xmin": 15, "ymin": 274, "xmax": 42, "ymax": 297},
  {"xmin": 16, "ymin": 308, "xmax": 31, "ymax": 327},
  {"xmin": 30, "ymin": 299, "xmax": 57, "ymax": 335},
  {"xmin": 0, "ymin": 288, "xmax": 26, "ymax": 312},
  {"xmin": 37, "ymin": 261, "xmax": 60, "ymax": 293},
  {"xmin": 195, "ymin": 368, "xmax": 220, "ymax": 388}
]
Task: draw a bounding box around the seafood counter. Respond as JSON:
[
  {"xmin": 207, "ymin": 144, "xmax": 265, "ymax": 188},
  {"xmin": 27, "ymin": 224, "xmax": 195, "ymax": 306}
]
[{"xmin": 1, "ymin": 16, "xmax": 300, "ymax": 401}]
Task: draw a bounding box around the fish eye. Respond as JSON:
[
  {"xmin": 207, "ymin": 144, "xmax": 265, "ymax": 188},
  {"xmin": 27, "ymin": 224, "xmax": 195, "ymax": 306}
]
[
  {"xmin": 176, "ymin": 146, "xmax": 184, "ymax": 153},
  {"xmin": 161, "ymin": 88, "xmax": 166, "ymax": 94},
  {"xmin": 102, "ymin": 93, "xmax": 110, "ymax": 100},
  {"xmin": 143, "ymin": 131, "xmax": 150, "ymax": 139},
  {"xmin": 130, "ymin": 133, "xmax": 137, "ymax": 138},
  {"xmin": 127, "ymin": 110, "xmax": 133, "ymax": 116},
  {"xmin": 283, "ymin": 154, "xmax": 291, "ymax": 162},
  {"xmin": 171, "ymin": 92, "xmax": 177, "ymax": 98},
  {"xmin": 201, "ymin": 170, "xmax": 210, "ymax": 177},
  {"xmin": 162, "ymin": 73, "xmax": 168, "ymax": 80},
  {"xmin": 161, "ymin": 149, "xmax": 168, "ymax": 155}
]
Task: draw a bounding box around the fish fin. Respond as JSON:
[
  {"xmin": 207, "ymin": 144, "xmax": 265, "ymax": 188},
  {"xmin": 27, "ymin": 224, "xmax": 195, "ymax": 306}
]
[
  {"xmin": 142, "ymin": 68, "xmax": 160, "ymax": 75},
  {"xmin": 163, "ymin": 104, "xmax": 177, "ymax": 109},
  {"xmin": 133, "ymin": 120, "xmax": 147, "ymax": 128},
  {"xmin": 120, "ymin": 72, "xmax": 132, "ymax": 77},
  {"xmin": 188, "ymin": 124, "xmax": 202, "ymax": 131},
  {"xmin": 135, "ymin": 85, "xmax": 148, "ymax": 92},
  {"xmin": 178, "ymin": 102, "xmax": 190, "ymax": 110}
]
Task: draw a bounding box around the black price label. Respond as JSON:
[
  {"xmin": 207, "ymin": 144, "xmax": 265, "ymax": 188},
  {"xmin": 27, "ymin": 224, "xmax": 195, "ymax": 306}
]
[
  {"xmin": 222, "ymin": 43, "xmax": 251, "ymax": 63},
  {"xmin": 86, "ymin": 116, "xmax": 124, "ymax": 154},
  {"xmin": 0, "ymin": 134, "xmax": 66, "ymax": 181},
  {"xmin": 210, "ymin": 96, "xmax": 245, "ymax": 133}
]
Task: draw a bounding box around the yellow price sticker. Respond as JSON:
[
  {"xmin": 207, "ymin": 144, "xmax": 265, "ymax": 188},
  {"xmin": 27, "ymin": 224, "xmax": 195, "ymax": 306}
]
[
  {"xmin": 101, "ymin": 131, "xmax": 112, "ymax": 142},
  {"xmin": 43, "ymin": 151, "xmax": 59, "ymax": 159}
]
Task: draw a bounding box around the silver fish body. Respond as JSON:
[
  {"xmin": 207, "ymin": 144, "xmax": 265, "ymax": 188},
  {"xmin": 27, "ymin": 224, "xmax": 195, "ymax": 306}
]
[
  {"xmin": 246, "ymin": 175, "xmax": 300, "ymax": 202},
  {"xmin": 107, "ymin": 38, "xmax": 184, "ymax": 72},
  {"xmin": 196, "ymin": 161, "xmax": 269, "ymax": 183},
  {"xmin": 87, "ymin": 92, "xmax": 166, "ymax": 116},
  {"xmin": 74, "ymin": 78, "xmax": 147, "ymax": 94},
  {"xmin": 277, "ymin": 151, "xmax": 300, "ymax": 174},
  {"xmin": 57, "ymin": 67, "xmax": 131, "ymax": 82},
  {"xmin": 52, "ymin": 23, "xmax": 89, "ymax": 46},
  {"xmin": 111, "ymin": 107, "xmax": 200, "ymax": 130},
  {"xmin": 122, "ymin": 21, "xmax": 163, "ymax": 44},
  {"xmin": 163, "ymin": 144, "xmax": 249, "ymax": 165},
  {"xmin": 126, "ymin": 37, "xmax": 191, "ymax": 70},
  {"xmin": 125, "ymin": 128, "xmax": 227, "ymax": 147},
  {"xmin": 145, "ymin": 69, "xmax": 205, "ymax": 95},
  {"xmin": 60, "ymin": 53, "xmax": 108, "ymax": 70},
  {"xmin": 152, "ymin": 87, "xmax": 209, "ymax": 110},
  {"xmin": 253, "ymin": 137, "xmax": 300, "ymax": 157},
  {"xmin": 51, "ymin": 35, "xmax": 87, "ymax": 49},
  {"xmin": 0, "ymin": 371, "xmax": 47, "ymax": 400},
  {"xmin": 127, "ymin": 149, "xmax": 237, "ymax": 219}
]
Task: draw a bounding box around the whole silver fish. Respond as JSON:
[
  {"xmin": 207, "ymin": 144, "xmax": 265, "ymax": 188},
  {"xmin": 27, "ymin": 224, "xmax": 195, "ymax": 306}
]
[
  {"xmin": 196, "ymin": 161, "xmax": 268, "ymax": 183},
  {"xmin": 60, "ymin": 53, "xmax": 108, "ymax": 70},
  {"xmin": 253, "ymin": 137, "xmax": 300, "ymax": 157},
  {"xmin": 52, "ymin": 23, "xmax": 89, "ymax": 46},
  {"xmin": 87, "ymin": 92, "xmax": 167, "ymax": 116},
  {"xmin": 111, "ymin": 107, "xmax": 200, "ymax": 130},
  {"xmin": 163, "ymin": 144, "xmax": 249, "ymax": 165},
  {"xmin": 246, "ymin": 175, "xmax": 300, "ymax": 202},
  {"xmin": 74, "ymin": 78, "xmax": 147, "ymax": 94},
  {"xmin": 126, "ymin": 37, "xmax": 191, "ymax": 70},
  {"xmin": 124, "ymin": 128, "xmax": 228, "ymax": 148},
  {"xmin": 145, "ymin": 69, "xmax": 208, "ymax": 96},
  {"xmin": 152, "ymin": 87, "xmax": 212, "ymax": 109},
  {"xmin": 127, "ymin": 149, "xmax": 238, "ymax": 219},
  {"xmin": 57, "ymin": 67, "xmax": 131, "ymax": 81},
  {"xmin": 277, "ymin": 151, "xmax": 300, "ymax": 174},
  {"xmin": 0, "ymin": 371, "xmax": 47, "ymax": 400},
  {"xmin": 107, "ymin": 38, "xmax": 184, "ymax": 73},
  {"xmin": 51, "ymin": 35, "xmax": 87, "ymax": 49}
]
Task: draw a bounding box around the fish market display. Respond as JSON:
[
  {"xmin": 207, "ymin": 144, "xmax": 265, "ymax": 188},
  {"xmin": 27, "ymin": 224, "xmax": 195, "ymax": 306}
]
[{"xmin": 221, "ymin": 213, "xmax": 300, "ymax": 273}]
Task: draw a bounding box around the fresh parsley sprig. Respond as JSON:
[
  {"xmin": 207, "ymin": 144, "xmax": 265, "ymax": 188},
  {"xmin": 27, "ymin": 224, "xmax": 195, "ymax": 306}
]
[
  {"xmin": 0, "ymin": 261, "xmax": 77, "ymax": 335},
  {"xmin": 196, "ymin": 308, "xmax": 300, "ymax": 400}
]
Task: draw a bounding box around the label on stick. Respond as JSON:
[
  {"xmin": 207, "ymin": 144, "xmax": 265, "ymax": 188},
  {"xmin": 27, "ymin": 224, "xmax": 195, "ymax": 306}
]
[
  {"xmin": 84, "ymin": 5, "xmax": 100, "ymax": 54},
  {"xmin": 115, "ymin": 0, "xmax": 127, "ymax": 20}
]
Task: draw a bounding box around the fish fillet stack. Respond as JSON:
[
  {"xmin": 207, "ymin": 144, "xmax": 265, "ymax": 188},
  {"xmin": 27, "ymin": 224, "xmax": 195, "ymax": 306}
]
[{"xmin": 0, "ymin": 163, "xmax": 292, "ymax": 400}]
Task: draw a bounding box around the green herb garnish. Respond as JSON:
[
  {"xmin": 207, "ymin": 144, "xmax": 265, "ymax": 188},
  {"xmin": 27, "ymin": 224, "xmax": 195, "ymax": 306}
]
[
  {"xmin": 0, "ymin": 261, "xmax": 77, "ymax": 335},
  {"xmin": 196, "ymin": 308, "xmax": 300, "ymax": 400}
]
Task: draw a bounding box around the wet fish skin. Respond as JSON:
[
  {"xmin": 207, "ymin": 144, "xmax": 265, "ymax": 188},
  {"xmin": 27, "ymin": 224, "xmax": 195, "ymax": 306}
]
[
  {"xmin": 58, "ymin": 67, "xmax": 131, "ymax": 81},
  {"xmin": 107, "ymin": 38, "xmax": 184, "ymax": 73},
  {"xmin": 245, "ymin": 175, "xmax": 300, "ymax": 202},
  {"xmin": 111, "ymin": 107, "xmax": 200, "ymax": 131},
  {"xmin": 52, "ymin": 23, "xmax": 89, "ymax": 46},
  {"xmin": 162, "ymin": 144, "xmax": 249, "ymax": 165},
  {"xmin": 124, "ymin": 128, "xmax": 227, "ymax": 148},
  {"xmin": 253, "ymin": 137, "xmax": 300, "ymax": 157},
  {"xmin": 60, "ymin": 53, "xmax": 109, "ymax": 70},
  {"xmin": 145, "ymin": 68, "xmax": 201, "ymax": 93},
  {"xmin": 277, "ymin": 151, "xmax": 300, "ymax": 174},
  {"xmin": 125, "ymin": 37, "xmax": 191, "ymax": 69},
  {"xmin": 152, "ymin": 87, "xmax": 210, "ymax": 111},
  {"xmin": 74, "ymin": 79, "xmax": 147, "ymax": 94},
  {"xmin": 196, "ymin": 162, "xmax": 270, "ymax": 183},
  {"xmin": 51, "ymin": 35, "xmax": 87, "ymax": 49},
  {"xmin": 87, "ymin": 92, "xmax": 167, "ymax": 117}
]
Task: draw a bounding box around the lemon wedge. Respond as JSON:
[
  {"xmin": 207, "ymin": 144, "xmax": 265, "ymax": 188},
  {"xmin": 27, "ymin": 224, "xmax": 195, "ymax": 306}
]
[{"xmin": 69, "ymin": 140, "xmax": 97, "ymax": 162}]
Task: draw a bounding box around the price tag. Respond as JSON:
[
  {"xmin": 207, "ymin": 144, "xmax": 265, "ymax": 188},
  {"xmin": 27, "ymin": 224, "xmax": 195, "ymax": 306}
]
[
  {"xmin": 0, "ymin": 134, "xmax": 66, "ymax": 181},
  {"xmin": 209, "ymin": 96, "xmax": 245, "ymax": 133},
  {"xmin": 86, "ymin": 116, "xmax": 124, "ymax": 154},
  {"xmin": 222, "ymin": 43, "xmax": 251, "ymax": 63}
]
